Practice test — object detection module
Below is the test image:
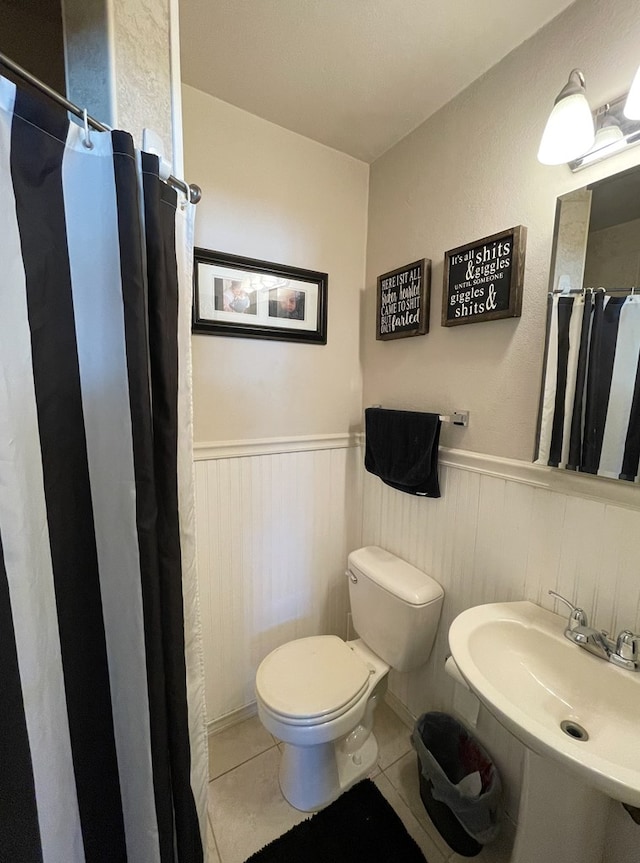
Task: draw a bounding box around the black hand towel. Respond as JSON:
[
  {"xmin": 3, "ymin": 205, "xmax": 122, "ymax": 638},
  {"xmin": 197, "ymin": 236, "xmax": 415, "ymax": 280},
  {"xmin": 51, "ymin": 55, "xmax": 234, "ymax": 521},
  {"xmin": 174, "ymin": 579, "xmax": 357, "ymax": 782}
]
[{"xmin": 364, "ymin": 407, "xmax": 441, "ymax": 498}]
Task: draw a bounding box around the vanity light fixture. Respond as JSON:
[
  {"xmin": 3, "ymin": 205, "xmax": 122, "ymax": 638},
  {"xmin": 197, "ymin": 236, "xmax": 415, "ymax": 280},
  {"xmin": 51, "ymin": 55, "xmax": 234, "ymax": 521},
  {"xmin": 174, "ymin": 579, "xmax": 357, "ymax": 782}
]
[
  {"xmin": 624, "ymin": 65, "xmax": 640, "ymax": 119},
  {"xmin": 538, "ymin": 69, "xmax": 595, "ymax": 165},
  {"xmin": 593, "ymin": 106, "xmax": 624, "ymax": 149},
  {"xmin": 539, "ymin": 67, "xmax": 640, "ymax": 171}
]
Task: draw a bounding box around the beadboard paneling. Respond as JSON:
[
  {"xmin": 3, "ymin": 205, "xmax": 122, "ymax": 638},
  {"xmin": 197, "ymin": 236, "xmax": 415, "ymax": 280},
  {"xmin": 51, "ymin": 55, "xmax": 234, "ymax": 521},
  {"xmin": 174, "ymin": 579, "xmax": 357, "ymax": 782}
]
[
  {"xmin": 195, "ymin": 443, "xmax": 363, "ymax": 725},
  {"xmin": 196, "ymin": 437, "xmax": 640, "ymax": 834}
]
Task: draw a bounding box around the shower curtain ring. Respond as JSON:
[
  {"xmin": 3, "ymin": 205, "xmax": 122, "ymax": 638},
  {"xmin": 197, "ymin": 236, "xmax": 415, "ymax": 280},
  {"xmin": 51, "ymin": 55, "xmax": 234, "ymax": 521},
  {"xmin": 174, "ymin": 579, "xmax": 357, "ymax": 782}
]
[{"xmin": 82, "ymin": 108, "xmax": 94, "ymax": 150}]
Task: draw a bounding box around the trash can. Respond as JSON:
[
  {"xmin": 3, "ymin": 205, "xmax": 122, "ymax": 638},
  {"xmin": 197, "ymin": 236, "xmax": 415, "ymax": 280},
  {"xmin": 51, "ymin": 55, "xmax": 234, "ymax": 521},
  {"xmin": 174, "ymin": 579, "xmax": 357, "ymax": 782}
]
[{"xmin": 411, "ymin": 712, "xmax": 502, "ymax": 858}]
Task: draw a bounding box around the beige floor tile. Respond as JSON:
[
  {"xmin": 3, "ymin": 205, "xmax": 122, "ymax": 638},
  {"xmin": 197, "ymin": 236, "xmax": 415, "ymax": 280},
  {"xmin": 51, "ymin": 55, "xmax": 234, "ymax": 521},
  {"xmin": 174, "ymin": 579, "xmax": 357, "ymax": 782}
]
[
  {"xmin": 208, "ymin": 747, "xmax": 307, "ymax": 863},
  {"xmin": 374, "ymin": 699, "xmax": 413, "ymax": 770},
  {"xmin": 208, "ymin": 715, "xmax": 276, "ymax": 780},
  {"xmin": 386, "ymin": 752, "xmax": 516, "ymax": 863},
  {"xmin": 367, "ymin": 762, "xmax": 382, "ymax": 779},
  {"xmin": 374, "ymin": 772, "xmax": 447, "ymax": 863},
  {"xmin": 384, "ymin": 751, "xmax": 454, "ymax": 860}
]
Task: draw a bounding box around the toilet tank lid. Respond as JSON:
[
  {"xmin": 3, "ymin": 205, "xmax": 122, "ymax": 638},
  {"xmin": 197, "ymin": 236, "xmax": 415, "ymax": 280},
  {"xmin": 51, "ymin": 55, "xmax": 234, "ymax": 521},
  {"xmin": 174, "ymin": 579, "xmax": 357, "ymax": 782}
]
[{"xmin": 348, "ymin": 546, "xmax": 443, "ymax": 606}]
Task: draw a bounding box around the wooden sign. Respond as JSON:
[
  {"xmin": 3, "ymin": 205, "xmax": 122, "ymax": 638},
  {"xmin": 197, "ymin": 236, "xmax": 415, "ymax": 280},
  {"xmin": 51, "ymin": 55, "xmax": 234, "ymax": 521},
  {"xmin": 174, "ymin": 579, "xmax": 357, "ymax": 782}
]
[
  {"xmin": 442, "ymin": 226, "xmax": 526, "ymax": 327},
  {"xmin": 376, "ymin": 258, "xmax": 431, "ymax": 340}
]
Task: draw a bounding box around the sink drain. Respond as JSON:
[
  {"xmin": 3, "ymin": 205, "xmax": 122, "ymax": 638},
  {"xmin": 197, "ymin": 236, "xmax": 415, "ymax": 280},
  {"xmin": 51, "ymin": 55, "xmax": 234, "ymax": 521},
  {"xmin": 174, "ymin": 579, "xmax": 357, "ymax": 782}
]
[{"xmin": 560, "ymin": 720, "xmax": 589, "ymax": 741}]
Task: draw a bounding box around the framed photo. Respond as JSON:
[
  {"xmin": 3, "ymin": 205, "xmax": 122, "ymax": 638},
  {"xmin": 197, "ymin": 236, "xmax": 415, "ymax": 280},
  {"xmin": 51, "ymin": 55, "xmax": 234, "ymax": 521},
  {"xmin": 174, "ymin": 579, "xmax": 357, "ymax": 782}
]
[
  {"xmin": 376, "ymin": 258, "xmax": 430, "ymax": 340},
  {"xmin": 442, "ymin": 226, "xmax": 526, "ymax": 327},
  {"xmin": 192, "ymin": 248, "xmax": 328, "ymax": 344}
]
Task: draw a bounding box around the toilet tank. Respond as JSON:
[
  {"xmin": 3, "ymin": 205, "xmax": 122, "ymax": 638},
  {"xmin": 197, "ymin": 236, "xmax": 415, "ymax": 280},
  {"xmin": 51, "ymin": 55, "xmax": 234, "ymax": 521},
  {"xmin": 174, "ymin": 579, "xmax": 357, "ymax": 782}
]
[{"xmin": 347, "ymin": 546, "xmax": 444, "ymax": 672}]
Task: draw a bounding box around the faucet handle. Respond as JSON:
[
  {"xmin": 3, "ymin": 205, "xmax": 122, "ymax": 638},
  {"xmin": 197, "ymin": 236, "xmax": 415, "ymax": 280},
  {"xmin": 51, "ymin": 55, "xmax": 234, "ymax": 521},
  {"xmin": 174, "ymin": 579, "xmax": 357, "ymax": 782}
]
[
  {"xmin": 548, "ymin": 590, "xmax": 588, "ymax": 629},
  {"xmin": 616, "ymin": 630, "xmax": 640, "ymax": 662}
]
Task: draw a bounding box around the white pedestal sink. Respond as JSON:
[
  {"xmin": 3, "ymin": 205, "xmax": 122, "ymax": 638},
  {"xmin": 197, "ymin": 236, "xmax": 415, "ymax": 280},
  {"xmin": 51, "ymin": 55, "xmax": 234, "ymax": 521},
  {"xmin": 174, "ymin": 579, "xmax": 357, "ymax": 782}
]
[
  {"xmin": 449, "ymin": 601, "xmax": 640, "ymax": 863},
  {"xmin": 512, "ymin": 750, "xmax": 608, "ymax": 863}
]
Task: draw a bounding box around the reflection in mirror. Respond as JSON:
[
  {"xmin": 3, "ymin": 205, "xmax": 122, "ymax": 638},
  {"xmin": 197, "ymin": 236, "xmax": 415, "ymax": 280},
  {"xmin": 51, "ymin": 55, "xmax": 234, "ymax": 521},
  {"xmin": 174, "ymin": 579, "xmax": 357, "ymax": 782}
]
[
  {"xmin": 570, "ymin": 93, "xmax": 640, "ymax": 172},
  {"xmin": 535, "ymin": 165, "xmax": 640, "ymax": 484}
]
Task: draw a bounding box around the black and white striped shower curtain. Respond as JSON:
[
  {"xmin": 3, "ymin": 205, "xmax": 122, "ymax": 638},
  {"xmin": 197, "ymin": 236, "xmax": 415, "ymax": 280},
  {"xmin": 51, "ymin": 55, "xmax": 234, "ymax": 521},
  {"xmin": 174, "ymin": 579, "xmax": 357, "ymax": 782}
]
[
  {"xmin": 0, "ymin": 76, "xmax": 207, "ymax": 861},
  {"xmin": 536, "ymin": 290, "xmax": 640, "ymax": 481}
]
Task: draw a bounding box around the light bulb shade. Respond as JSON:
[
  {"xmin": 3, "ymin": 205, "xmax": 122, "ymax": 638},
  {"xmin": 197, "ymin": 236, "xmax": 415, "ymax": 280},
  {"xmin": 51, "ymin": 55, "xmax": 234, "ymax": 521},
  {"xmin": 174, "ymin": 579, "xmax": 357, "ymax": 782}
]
[
  {"xmin": 624, "ymin": 65, "xmax": 640, "ymax": 120},
  {"xmin": 593, "ymin": 123, "xmax": 624, "ymax": 149},
  {"xmin": 538, "ymin": 71, "xmax": 595, "ymax": 165}
]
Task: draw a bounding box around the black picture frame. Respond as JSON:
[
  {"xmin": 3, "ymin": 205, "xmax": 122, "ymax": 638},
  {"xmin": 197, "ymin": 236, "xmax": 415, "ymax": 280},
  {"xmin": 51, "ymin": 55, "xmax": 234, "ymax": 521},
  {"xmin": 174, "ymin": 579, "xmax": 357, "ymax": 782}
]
[
  {"xmin": 442, "ymin": 225, "xmax": 527, "ymax": 327},
  {"xmin": 192, "ymin": 248, "xmax": 328, "ymax": 344}
]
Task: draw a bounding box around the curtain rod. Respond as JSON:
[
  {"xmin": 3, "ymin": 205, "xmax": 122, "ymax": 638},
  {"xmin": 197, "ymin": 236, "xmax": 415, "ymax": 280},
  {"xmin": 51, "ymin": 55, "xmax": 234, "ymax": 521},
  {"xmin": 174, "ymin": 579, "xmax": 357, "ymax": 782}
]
[
  {"xmin": 550, "ymin": 287, "xmax": 638, "ymax": 296},
  {"xmin": 0, "ymin": 51, "xmax": 202, "ymax": 205}
]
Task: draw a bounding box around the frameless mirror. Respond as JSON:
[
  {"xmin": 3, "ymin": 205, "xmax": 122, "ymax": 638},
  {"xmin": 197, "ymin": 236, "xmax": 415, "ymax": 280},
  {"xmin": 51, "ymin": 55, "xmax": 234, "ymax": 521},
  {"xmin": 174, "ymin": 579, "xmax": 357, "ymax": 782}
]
[
  {"xmin": 550, "ymin": 164, "xmax": 640, "ymax": 294},
  {"xmin": 536, "ymin": 164, "xmax": 640, "ymax": 484}
]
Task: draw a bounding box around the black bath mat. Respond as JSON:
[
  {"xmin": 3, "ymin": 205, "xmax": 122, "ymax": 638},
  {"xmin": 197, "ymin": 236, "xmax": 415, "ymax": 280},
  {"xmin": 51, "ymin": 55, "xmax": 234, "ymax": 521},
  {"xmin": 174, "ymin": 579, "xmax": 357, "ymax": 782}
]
[{"xmin": 245, "ymin": 779, "xmax": 427, "ymax": 862}]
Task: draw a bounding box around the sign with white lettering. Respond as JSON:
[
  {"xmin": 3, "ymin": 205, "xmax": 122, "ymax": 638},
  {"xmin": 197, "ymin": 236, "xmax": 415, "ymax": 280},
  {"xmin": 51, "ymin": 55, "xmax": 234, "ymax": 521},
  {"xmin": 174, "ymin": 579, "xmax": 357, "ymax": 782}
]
[
  {"xmin": 442, "ymin": 226, "xmax": 526, "ymax": 327},
  {"xmin": 376, "ymin": 259, "xmax": 430, "ymax": 341}
]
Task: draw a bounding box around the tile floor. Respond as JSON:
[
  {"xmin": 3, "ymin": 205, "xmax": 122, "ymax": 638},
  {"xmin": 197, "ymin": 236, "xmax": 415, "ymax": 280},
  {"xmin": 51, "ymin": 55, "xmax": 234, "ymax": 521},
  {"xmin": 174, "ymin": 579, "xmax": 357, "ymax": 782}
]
[{"xmin": 206, "ymin": 701, "xmax": 514, "ymax": 863}]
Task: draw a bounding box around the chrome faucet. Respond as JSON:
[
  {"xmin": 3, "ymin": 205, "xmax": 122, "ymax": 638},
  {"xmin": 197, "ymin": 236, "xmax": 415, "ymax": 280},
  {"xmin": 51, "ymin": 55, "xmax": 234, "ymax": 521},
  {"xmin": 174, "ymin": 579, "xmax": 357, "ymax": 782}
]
[{"xmin": 548, "ymin": 590, "xmax": 640, "ymax": 672}]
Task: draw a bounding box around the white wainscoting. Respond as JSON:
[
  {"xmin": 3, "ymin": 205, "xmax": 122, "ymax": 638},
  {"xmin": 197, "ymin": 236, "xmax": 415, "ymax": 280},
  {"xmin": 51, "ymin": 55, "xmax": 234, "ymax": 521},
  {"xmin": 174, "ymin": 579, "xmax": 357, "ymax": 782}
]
[
  {"xmin": 194, "ymin": 435, "xmax": 640, "ymax": 847},
  {"xmin": 194, "ymin": 435, "xmax": 363, "ymax": 730}
]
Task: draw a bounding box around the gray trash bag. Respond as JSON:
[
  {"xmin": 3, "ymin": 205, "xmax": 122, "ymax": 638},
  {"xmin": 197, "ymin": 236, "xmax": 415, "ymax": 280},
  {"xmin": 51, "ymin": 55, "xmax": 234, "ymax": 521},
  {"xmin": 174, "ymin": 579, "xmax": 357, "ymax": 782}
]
[{"xmin": 411, "ymin": 712, "xmax": 502, "ymax": 845}]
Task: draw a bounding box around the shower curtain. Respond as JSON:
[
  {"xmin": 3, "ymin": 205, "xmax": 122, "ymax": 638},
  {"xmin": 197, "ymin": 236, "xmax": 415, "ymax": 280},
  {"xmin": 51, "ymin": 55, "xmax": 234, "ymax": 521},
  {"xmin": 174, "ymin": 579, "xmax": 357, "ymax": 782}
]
[
  {"xmin": 0, "ymin": 76, "xmax": 207, "ymax": 862},
  {"xmin": 536, "ymin": 290, "xmax": 640, "ymax": 481}
]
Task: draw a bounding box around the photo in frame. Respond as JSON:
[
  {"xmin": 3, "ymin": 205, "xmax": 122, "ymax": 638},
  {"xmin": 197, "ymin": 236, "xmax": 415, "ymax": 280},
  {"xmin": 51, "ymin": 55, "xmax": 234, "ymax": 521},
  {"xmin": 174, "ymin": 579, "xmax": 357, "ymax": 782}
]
[{"xmin": 192, "ymin": 248, "xmax": 328, "ymax": 344}]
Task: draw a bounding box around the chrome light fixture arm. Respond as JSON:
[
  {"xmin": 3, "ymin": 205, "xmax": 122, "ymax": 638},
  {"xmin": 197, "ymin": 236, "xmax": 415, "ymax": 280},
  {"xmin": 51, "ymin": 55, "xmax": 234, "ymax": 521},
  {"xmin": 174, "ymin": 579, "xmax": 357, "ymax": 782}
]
[{"xmin": 539, "ymin": 66, "xmax": 640, "ymax": 170}]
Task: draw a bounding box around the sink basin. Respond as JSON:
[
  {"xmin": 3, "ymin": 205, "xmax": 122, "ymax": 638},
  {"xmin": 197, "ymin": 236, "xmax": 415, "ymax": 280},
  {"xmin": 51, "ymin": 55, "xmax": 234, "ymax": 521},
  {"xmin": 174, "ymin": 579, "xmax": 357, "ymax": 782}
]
[{"xmin": 449, "ymin": 601, "xmax": 640, "ymax": 807}]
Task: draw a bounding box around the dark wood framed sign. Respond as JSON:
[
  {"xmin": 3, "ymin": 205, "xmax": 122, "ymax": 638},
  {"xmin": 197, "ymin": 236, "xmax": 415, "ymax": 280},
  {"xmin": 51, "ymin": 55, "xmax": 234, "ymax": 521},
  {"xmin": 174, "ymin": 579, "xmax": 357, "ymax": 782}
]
[
  {"xmin": 192, "ymin": 248, "xmax": 328, "ymax": 344},
  {"xmin": 442, "ymin": 225, "xmax": 527, "ymax": 327},
  {"xmin": 376, "ymin": 258, "xmax": 431, "ymax": 340}
]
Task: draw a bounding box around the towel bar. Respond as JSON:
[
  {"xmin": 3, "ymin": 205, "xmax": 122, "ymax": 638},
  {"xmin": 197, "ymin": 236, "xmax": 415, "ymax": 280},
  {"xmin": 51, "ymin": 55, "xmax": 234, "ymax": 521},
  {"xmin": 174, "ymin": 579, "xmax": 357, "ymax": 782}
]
[
  {"xmin": 370, "ymin": 406, "xmax": 469, "ymax": 428},
  {"xmin": 439, "ymin": 411, "xmax": 469, "ymax": 427}
]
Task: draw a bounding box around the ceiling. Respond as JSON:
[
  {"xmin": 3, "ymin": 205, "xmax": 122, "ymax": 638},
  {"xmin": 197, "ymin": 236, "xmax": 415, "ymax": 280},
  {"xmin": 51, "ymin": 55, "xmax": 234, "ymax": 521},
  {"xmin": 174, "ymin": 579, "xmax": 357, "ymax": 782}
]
[{"xmin": 180, "ymin": 0, "xmax": 576, "ymax": 163}]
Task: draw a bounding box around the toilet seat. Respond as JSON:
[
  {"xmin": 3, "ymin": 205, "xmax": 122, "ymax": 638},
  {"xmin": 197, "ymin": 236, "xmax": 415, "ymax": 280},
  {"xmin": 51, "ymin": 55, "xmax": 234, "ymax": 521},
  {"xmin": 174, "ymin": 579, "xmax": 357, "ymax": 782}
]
[{"xmin": 256, "ymin": 635, "xmax": 371, "ymax": 726}]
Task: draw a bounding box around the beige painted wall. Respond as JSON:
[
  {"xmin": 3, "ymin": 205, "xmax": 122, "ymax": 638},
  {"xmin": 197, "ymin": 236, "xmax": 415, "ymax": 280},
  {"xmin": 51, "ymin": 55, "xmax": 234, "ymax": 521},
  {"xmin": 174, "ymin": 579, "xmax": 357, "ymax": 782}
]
[
  {"xmin": 364, "ymin": 0, "xmax": 640, "ymax": 461},
  {"xmin": 584, "ymin": 217, "xmax": 640, "ymax": 289},
  {"xmin": 64, "ymin": 0, "xmax": 173, "ymax": 156},
  {"xmin": 64, "ymin": 0, "xmax": 114, "ymax": 125},
  {"xmin": 112, "ymin": 0, "xmax": 173, "ymax": 155},
  {"xmin": 183, "ymin": 86, "xmax": 369, "ymax": 443}
]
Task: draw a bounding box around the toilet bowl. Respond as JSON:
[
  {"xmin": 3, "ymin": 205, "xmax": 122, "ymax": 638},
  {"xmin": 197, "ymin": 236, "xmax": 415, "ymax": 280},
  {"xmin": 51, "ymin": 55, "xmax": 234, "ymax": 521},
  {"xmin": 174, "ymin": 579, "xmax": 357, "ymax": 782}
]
[
  {"xmin": 255, "ymin": 546, "xmax": 444, "ymax": 811},
  {"xmin": 257, "ymin": 637, "xmax": 388, "ymax": 811}
]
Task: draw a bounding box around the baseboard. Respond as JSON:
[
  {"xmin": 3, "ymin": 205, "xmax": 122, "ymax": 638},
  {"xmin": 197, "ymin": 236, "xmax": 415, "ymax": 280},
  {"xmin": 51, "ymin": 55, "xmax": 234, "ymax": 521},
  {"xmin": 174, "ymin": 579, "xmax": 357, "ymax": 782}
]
[
  {"xmin": 384, "ymin": 689, "xmax": 416, "ymax": 730},
  {"xmin": 207, "ymin": 701, "xmax": 257, "ymax": 737}
]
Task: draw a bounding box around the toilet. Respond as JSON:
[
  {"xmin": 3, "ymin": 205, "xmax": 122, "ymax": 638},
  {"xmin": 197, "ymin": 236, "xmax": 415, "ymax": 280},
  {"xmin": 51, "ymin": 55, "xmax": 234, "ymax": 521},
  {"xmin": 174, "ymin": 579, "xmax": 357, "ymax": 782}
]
[{"xmin": 255, "ymin": 545, "xmax": 444, "ymax": 811}]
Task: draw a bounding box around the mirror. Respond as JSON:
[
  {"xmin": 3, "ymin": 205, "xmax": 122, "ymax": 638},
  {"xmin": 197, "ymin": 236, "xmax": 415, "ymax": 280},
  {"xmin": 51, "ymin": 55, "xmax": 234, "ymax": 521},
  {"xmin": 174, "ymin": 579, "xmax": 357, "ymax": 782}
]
[
  {"xmin": 550, "ymin": 164, "xmax": 640, "ymax": 295},
  {"xmin": 536, "ymin": 164, "xmax": 640, "ymax": 484}
]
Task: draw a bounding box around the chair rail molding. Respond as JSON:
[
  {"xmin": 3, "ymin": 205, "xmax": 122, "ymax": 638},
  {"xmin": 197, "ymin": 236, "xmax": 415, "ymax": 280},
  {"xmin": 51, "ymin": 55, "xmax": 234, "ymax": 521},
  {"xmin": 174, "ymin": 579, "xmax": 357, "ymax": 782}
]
[
  {"xmin": 193, "ymin": 432, "xmax": 362, "ymax": 461},
  {"xmin": 439, "ymin": 447, "xmax": 640, "ymax": 511},
  {"xmin": 194, "ymin": 436, "xmax": 639, "ymax": 510}
]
